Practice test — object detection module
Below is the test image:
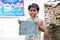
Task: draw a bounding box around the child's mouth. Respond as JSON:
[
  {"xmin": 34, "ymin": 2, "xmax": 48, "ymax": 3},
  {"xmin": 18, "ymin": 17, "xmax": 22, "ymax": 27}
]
[{"xmin": 31, "ymin": 14, "xmax": 35, "ymax": 17}]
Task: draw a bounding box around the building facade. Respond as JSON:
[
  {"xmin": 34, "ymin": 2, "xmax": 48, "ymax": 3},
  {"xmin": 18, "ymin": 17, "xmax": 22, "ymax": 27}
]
[{"xmin": 44, "ymin": 2, "xmax": 60, "ymax": 27}]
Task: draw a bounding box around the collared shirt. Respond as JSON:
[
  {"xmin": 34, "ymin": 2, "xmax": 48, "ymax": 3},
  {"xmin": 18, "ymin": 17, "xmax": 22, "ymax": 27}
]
[
  {"xmin": 27, "ymin": 16, "xmax": 43, "ymax": 32},
  {"xmin": 27, "ymin": 16, "xmax": 43, "ymax": 23}
]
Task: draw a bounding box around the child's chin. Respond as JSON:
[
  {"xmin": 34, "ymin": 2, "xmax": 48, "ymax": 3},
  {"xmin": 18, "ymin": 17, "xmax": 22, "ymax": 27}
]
[{"xmin": 31, "ymin": 16, "xmax": 35, "ymax": 18}]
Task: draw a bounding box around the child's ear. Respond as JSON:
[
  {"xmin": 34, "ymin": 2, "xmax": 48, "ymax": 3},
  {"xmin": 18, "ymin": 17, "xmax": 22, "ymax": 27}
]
[
  {"xmin": 28, "ymin": 11, "xmax": 29, "ymax": 12},
  {"xmin": 37, "ymin": 11, "xmax": 39, "ymax": 13}
]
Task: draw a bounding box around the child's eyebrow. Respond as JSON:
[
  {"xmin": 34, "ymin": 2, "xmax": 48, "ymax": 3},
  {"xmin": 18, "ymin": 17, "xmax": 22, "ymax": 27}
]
[{"xmin": 29, "ymin": 10, "xmax": 36, "ymax": 11}]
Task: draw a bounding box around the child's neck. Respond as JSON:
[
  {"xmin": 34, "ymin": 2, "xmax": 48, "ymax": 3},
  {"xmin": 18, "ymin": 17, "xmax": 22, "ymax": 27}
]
[{"xmin": 31, "ymin": 17, "xmax": 35, "ymax": 20}]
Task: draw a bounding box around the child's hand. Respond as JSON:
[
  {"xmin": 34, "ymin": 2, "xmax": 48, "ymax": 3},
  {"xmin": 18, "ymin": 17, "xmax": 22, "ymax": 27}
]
[
  {"xmin": 18, "ymin": 19, "xmax": 21, "ymax": 24},
  {"xmin": 36, "ymin": 21, "xmax": 42, "ymax": 26},
  {"xmin": 36, "ymin": 21, "xmax": 45, "ymax": 32}
]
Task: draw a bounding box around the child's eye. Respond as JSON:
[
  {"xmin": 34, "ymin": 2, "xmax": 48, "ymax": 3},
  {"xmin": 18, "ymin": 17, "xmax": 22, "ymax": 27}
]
[{"xmin": 33, "ymin": 10, "xmax": 36, "ymax": 11}]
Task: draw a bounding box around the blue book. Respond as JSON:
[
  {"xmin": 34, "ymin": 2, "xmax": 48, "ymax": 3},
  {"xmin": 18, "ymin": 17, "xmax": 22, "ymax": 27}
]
[{"xmin": 19, "ymin": 21, "xmax": 38, "ymax": 36}]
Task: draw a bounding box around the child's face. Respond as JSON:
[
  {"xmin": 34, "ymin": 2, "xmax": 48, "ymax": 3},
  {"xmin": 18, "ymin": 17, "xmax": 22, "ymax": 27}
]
[{"xmin": 28, "ymin": 7, "xmax": 38, "ymax": 18}]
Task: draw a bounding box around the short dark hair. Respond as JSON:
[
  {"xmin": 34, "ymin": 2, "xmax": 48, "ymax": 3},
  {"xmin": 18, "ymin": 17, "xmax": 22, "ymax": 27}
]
[{"xmin": 28, "ymin": 3, "xmax": 40, "ymax": 11}]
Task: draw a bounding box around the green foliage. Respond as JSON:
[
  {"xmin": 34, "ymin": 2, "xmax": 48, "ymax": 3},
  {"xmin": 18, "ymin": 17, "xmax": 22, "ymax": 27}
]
[{"xmin": 48, "ymin": 23, "xmax": 60, "ymax": 40}]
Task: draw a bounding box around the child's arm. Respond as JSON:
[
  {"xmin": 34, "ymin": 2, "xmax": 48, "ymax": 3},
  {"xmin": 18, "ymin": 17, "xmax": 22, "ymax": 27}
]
[{"xmin": 36, "ymin": 21, "xmax": 46, "ymax": 32}]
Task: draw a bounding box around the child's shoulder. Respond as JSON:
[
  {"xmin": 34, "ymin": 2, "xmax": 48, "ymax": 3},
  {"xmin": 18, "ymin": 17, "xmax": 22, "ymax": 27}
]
[
  {"xmin": 34, "ymin": 17, "xmax": 43, "ymax": 22},
  {"xmin": 38, "ymin": 18, "xmax": 43, "ymax": 22}
]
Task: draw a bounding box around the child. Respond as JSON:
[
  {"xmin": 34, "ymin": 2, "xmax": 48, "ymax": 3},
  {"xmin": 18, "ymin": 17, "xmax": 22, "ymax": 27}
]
[{"xmin": 18, "ymin": 3, "xmax": 47, "ymax": 40}]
